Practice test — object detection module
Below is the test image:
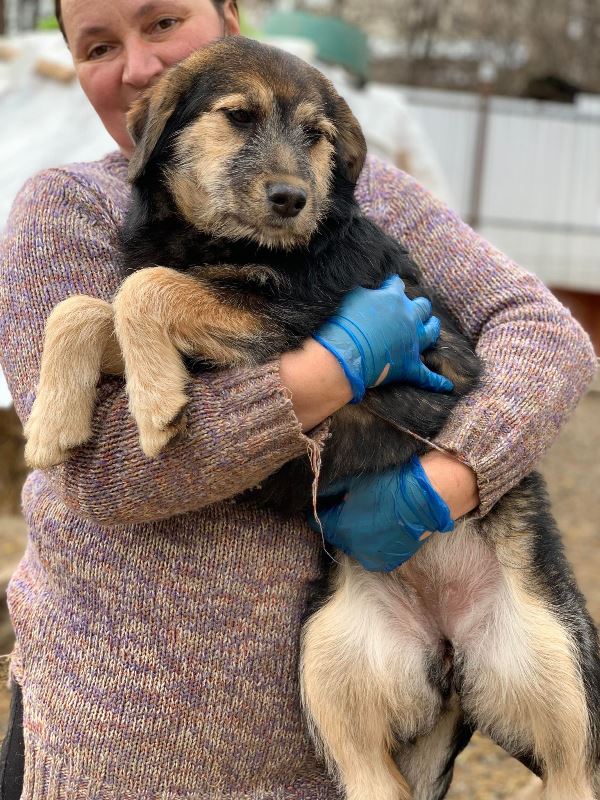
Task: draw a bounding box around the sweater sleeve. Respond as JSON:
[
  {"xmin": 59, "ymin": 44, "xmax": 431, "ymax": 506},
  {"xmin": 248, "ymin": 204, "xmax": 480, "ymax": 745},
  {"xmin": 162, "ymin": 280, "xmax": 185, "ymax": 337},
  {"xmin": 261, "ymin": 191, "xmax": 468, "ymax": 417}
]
[
  {"xmin": 356, "ymin": 157, "xmax": 598, "ymax": 516},
  {"xmin": 0, "ymin": 167, "xmax": 324, "ymax": 526}
]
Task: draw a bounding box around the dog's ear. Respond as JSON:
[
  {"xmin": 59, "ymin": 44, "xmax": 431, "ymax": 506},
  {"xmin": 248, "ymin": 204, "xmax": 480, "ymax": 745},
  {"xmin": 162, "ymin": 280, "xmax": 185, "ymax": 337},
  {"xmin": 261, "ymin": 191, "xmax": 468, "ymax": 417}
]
[
  {"xmin": 334, "ymin": 95, "xmax": 367, "ymax": 183},
  {"xmin": 126, "ymin": 73, "xmax": 185, "ymax": 182}
]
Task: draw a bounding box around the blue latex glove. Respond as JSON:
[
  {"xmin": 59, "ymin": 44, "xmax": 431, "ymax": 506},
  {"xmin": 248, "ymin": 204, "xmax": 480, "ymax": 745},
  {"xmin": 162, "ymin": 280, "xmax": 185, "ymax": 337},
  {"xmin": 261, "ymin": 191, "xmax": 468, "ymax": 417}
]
[
  {"xmin": 308, "ymin": 457, "xmax": 455, "ymax": 572},
  {"xmin": 313, "ymin": 275, "xmax": 453, "ymax": 403}
]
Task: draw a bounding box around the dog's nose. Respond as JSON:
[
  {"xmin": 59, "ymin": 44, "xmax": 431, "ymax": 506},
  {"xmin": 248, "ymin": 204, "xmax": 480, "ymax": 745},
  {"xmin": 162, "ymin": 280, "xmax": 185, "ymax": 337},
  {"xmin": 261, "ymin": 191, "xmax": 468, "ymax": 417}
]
[{"xmin": 267, "ymin": 183, "xmax": 307, "ymax": 218}]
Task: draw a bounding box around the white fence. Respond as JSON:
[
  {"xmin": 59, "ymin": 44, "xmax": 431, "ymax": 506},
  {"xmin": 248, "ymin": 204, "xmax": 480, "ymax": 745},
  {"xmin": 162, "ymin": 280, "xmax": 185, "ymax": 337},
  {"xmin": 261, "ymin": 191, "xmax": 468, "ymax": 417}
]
[{"xmin": 403, "ymin": 87, "xmax": 600, "ymax": 292}]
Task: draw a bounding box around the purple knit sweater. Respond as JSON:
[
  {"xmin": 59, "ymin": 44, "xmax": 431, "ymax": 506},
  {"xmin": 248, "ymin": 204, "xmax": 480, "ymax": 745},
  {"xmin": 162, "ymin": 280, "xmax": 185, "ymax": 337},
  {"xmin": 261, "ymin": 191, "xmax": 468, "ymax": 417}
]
[{"xmin": 0, "ymin": 152, "xmax": 596, "ymax": 800}]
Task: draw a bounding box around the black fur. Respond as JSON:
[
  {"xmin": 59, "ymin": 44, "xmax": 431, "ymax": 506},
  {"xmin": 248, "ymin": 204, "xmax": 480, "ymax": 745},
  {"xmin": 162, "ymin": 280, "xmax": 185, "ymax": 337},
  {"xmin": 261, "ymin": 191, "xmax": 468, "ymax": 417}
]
[{"xmin": 120, "ymin": 74, "xmax": 480, "ymax": 512}]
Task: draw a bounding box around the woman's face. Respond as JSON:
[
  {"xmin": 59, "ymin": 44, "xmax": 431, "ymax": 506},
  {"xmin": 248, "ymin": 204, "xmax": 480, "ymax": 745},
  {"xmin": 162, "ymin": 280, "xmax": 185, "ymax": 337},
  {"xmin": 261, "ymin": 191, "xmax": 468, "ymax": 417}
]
[{"xmin": 62, "ymin": 0, "xmax": 240, "ymax": 154}]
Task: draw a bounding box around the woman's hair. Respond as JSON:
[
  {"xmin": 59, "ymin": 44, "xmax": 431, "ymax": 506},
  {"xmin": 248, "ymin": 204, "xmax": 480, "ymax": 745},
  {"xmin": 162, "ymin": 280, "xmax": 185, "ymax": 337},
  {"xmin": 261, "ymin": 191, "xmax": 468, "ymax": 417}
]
[{"xmin": 54, "ymin": 0, "xmax": 238, "ymax": 41}]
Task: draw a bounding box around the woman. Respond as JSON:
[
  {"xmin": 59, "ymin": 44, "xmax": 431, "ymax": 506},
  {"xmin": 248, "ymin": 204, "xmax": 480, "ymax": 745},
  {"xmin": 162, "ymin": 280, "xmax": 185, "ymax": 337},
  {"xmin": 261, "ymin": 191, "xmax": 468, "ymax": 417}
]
[{"xmin": 0, "ymin": 1, "xmax": 596, "ymax": 798}]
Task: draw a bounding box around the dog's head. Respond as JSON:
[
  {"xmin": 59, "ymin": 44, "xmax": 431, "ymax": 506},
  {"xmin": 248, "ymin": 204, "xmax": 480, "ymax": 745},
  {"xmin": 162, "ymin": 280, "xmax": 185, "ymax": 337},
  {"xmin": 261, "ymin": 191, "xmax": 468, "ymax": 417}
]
[{"xmin": 126, "ymin": 36, "xmax": 366, "ymax": 249}]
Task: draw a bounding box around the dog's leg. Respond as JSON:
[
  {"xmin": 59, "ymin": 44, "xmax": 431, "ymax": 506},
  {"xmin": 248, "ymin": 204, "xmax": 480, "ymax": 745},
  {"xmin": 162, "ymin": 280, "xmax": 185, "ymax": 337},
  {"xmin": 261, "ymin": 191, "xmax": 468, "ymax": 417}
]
[
  {"xmin": 113, "ymin": 266, "xmax": 266, "ymax": 458},
  {"xmin": 460, "ymin": 567, "xmax": 596, "ymax": 800},
  {"xmin": 301, "ymin": 558, "xmax": 443, "ymax": 800},
  {"xmin": 394, "ymin": 694, "xmax": 473, "ymax": 800},
  {"xmin": 24, "ymin": 296, "xmax": 122, "ymax": 468}
]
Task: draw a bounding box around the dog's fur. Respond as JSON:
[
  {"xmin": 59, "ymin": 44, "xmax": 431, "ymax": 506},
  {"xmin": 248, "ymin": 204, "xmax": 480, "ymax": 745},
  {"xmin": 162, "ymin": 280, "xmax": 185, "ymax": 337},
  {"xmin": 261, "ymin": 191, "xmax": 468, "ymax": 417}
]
[{"xmin": 25, "ymin": 37, "xmax": 600, "ymax": 799}]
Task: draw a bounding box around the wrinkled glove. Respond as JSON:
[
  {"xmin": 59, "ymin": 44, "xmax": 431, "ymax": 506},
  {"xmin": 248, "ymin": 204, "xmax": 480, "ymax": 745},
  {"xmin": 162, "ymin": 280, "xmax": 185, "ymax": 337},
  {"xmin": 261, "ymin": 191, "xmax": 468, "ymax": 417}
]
[
  {"xmin": 308, "ymin": 457, "xmax": 455, "ymax": 572},
  {"xmin": 313, "ymin": 275, "xmax": 453, "ymax": 403}
]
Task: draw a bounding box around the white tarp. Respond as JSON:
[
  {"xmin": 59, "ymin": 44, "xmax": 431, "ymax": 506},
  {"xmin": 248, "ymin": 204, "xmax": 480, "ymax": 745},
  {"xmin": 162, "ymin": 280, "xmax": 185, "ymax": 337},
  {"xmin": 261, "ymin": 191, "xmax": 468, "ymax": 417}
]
[{"xmin": 1, "ymin": 32, "xmax": 116, "ymax": 232}]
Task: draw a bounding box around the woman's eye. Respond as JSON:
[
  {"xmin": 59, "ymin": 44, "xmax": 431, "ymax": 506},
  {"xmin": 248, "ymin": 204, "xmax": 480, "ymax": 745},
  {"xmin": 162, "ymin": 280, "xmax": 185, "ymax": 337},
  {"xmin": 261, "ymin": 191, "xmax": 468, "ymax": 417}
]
[
  {"xmin": 155, "ymin": 17, "xmax": 178, "ymax": 31},
  {"xmin": 227, "ymin": 109, "xmax": 254, "ymax": 127},
  {"xmin": 88, "ymin": 44, "xmax": 112, "ymax": 60}
]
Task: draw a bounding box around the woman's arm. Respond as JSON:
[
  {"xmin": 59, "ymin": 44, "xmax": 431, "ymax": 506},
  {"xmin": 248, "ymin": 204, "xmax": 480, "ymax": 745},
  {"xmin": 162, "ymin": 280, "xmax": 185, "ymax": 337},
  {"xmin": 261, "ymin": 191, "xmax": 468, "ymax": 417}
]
[
  {"xmin": 280, "ymin": 339, "xmax": 353, "ymax": 430},
  {"xmin": 0, "ymin": 167, "xmax": 338, "ymax": 526},
  {"xmin": 356, "ymin": 156, "xmax": 597, "ymax": 517},
  {"xmin": 421, "ymin": 451, "xmax": 479, "ymax": 519}
]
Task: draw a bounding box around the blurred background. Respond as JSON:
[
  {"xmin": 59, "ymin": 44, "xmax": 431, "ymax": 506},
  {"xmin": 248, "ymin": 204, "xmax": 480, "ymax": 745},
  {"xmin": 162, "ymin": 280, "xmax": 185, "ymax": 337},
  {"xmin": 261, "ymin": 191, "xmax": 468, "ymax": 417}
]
[{"xmin": 0, "ymin": 1, "xmax": 599, "ymax": 797}]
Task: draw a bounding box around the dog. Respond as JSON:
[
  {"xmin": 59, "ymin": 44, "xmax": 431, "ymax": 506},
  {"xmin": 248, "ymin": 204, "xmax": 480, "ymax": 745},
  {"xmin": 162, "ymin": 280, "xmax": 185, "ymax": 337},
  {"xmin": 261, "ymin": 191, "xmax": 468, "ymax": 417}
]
[{"xmin": 24, "ymin": 36, "xmax": 600, "ymax": 800}]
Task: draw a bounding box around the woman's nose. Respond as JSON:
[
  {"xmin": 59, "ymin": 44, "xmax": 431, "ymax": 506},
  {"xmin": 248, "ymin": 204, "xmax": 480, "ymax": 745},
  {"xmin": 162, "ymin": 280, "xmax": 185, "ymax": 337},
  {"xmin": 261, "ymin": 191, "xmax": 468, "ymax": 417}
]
[{"xmin": 122, "ymin": 38, "xmax": 164, "ymax": 90}]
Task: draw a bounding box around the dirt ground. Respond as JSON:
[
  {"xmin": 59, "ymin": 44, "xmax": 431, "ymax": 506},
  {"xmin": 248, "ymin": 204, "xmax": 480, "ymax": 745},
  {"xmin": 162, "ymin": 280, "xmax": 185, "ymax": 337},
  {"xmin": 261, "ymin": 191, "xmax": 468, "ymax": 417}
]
[{"xmin": 1, "ymin": 390, "xmax": 599, "ymax": 798}]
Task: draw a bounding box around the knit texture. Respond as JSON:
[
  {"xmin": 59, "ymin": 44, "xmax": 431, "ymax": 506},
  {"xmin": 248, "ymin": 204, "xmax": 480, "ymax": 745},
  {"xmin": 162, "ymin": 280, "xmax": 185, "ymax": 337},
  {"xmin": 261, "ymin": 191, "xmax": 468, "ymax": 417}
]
[{"xmin": 0, "ymin": 151, "xmax": 596, "ymax": 799}]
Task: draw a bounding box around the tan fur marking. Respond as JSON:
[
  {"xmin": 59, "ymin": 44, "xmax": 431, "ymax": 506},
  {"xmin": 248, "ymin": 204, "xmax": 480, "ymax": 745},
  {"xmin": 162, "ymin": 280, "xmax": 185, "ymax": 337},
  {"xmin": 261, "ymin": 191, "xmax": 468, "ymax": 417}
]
[
  {"xmin": 467, "ymin": 564, "xmax": 593, "ymax": 799},
  {"xmin": 293, "ymin": 100, "xmax": 337, "ymax": 142},
  {"xmin": 304, "ymin": 519, "xmax": 597, "ymax": 800},
  {"xmin": 238, "ymin": 73, "xmax": 274, "ymax": 111},
  {"xmin": 126, "ymin": 45, "xmax": 221, "ymax": 181},
  {"xmin": 113, "ymin": 266, "xmax": 263, "ymax": 457},
  {"xmin": 311, "ymin": 135, "xmax": 335, "ymax": 212},
  {"xmin": 169, "ymin": 110, "xmax": 328, "ymax": 249},
  {"xmin": 334, "ymin": 95, "xmax": 367, "ymax": 182},
  {"xmin": 210, "ymin": 93, "xmax": 248, "ymax": 112},
  {"xmin": 168, "ymin": 113, "xmax": 246, "ymax": 231},
  {"xmin": 271, "ymin": 144, "xmax": 298, "ymax": 176},
  {"xmin": 436, "ymin": 521, "xmax": 595, "ymax": 800}
]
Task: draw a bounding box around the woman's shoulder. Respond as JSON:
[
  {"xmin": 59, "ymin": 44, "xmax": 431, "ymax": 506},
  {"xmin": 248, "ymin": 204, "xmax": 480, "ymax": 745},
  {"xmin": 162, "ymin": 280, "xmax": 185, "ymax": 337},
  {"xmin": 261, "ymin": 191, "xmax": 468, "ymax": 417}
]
[
  {"xmin": 356, "ymin": 153, "xmax": 416, "ymax": 200},
  {"xmin": 7, "ymin": 151, "xmax": 130, "ymax": 235},
  {"xmin": 355, "ymin": 154, "xmax": 445, "ymax": 239},
  {"xmin": 1, "ymin": 153, "xmax": 131, "ymax": 305}
]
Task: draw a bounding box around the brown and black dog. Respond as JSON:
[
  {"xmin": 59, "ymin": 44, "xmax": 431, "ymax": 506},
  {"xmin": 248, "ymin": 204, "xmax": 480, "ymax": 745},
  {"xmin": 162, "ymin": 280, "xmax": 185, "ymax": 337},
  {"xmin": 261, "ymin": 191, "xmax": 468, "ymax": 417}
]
[{"xmin": 25, "ymin": 36, "xmax": 600, "ymax": 800}]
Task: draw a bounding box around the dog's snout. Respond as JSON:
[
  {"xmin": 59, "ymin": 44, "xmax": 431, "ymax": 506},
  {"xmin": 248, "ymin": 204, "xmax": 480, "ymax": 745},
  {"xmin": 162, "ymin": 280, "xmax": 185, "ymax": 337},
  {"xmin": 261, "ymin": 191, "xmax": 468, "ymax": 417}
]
[{"xmin": 267, "ymin": 183, "xmax": 307, "ymax": 218}]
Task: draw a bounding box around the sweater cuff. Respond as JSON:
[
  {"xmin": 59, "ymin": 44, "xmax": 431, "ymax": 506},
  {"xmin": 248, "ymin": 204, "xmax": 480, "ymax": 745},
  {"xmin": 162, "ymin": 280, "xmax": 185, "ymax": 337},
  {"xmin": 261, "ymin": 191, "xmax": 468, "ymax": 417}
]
[{"xmin": 433, "ymin": 411, "xmax": 536, "ymax": 519}]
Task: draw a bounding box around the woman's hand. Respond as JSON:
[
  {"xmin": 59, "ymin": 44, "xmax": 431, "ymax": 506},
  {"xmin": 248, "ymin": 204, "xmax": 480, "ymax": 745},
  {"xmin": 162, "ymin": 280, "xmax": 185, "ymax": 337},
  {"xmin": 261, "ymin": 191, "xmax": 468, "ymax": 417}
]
[
  {"xmin": 308, "ymin": 457, "xmax": 455, "ymax": 572},
  {"xmin": 313, "ymin": 275, "xmax": 453, "ymax": 403}
]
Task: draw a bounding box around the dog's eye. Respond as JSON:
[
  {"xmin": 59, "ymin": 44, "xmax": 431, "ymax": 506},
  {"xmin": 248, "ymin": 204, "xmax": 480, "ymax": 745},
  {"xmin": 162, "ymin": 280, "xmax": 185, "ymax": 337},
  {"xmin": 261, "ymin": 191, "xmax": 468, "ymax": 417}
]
[
  {"xmin": 226, "ymin": 109, "xmax": 255, "ymax": 128},
  {"xmin": 304, "ymin": 127, "xmax": 325, "ymax": 146}
]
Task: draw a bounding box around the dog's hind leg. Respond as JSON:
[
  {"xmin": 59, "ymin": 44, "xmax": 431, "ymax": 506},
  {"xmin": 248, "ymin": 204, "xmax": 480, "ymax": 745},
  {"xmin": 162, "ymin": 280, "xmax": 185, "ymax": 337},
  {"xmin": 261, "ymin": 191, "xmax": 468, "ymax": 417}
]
[
  {"xmin": 24, "ymin": 295, "xmax": 122, "ymax": 469},
  {"xmin": 459, "ymin": 564, "xmax": 597, "ymax": 800},
  {"xmin": 394, "ymin": 694, "xmax": 474, "ymax": 800},
  {"xmin": 300, "ymin": 559, "xmax": 444, "ymax": 800}
]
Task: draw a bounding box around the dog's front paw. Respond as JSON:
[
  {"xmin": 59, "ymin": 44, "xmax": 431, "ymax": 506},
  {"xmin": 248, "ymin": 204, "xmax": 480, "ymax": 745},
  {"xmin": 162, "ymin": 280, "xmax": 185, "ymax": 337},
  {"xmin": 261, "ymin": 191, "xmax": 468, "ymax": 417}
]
[
  {"xmin": 24, "ymin": 422, "xmax": 71, "ymax": 469},
  {"xmin": 133, "ymin": 392, "xmax": 189, "ymax": 458},
  {"xmin": 24, "ymin": 395, "xmax": 93, "ymax": 469}
]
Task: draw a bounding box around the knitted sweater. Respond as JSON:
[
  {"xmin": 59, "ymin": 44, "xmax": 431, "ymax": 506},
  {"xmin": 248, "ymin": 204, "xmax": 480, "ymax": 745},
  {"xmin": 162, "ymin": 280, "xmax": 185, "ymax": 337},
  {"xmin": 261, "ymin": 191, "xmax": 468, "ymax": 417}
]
[{"xmin": 0, "ymin": 152, "xmax": 596, "ymax": 800}]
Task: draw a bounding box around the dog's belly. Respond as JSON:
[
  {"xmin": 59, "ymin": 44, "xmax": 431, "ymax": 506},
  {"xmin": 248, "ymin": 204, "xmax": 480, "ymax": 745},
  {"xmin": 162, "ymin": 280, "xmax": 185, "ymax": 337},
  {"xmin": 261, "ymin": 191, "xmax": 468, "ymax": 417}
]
[
  {"xmin": 396, "ymin": 521, "xmax": 503, "ymax": 646},
  {"xmin": 331, "ymin": 521, "xmax": 503, "ymax": 672}
]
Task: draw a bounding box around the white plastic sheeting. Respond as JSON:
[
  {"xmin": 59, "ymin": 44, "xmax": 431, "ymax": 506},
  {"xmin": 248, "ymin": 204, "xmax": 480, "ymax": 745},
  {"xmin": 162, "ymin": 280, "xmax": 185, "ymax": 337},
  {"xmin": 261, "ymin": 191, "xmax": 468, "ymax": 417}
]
[
  {"xmin": 0, "ymin": 32, "xmax": 452, "ymax": 231},
  {"xmin": 1, "ymin": 32, "xmax": 116, "ymax": 232},
  {"xmin": 1, "ymin": 33, "xmax": 115, "ymax": 406}
]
